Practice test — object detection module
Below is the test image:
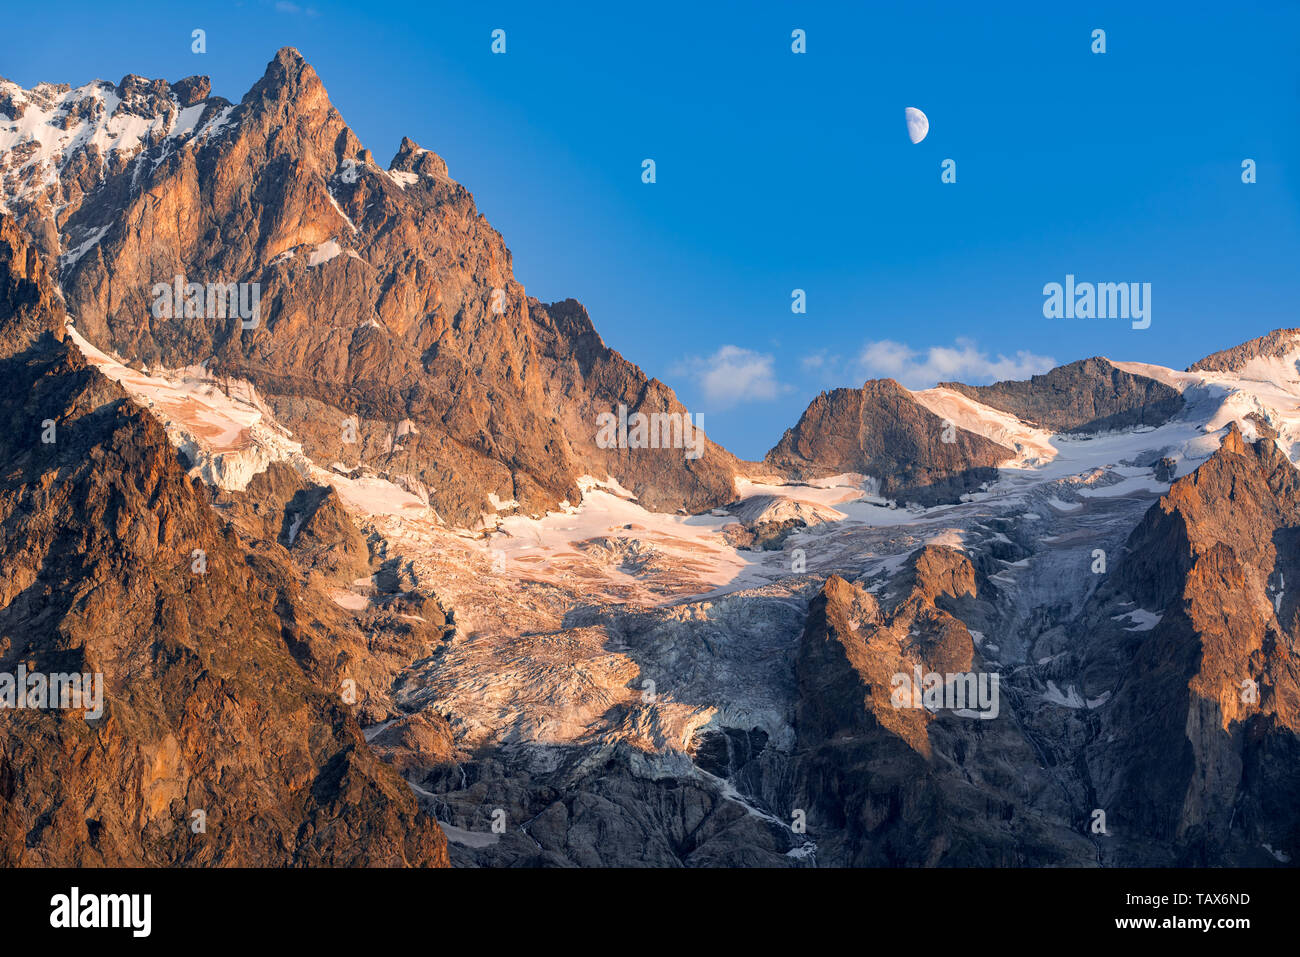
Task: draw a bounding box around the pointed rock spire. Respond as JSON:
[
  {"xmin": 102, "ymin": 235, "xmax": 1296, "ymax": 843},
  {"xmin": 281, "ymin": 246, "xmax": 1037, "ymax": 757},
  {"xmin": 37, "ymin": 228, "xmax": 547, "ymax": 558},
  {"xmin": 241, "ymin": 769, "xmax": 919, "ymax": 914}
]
[{"xmin": 390, "ymin": 136, "xmax": 450, "ymax": 181}]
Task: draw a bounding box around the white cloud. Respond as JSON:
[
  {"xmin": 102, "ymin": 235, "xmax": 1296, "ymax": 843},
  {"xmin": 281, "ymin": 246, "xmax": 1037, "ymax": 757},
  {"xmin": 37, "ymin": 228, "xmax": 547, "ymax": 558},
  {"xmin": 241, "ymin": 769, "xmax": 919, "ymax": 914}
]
[
  {"xmin": 674, "ymin": 345, "xmax": 788, "ymax": 408},
  {"xmin": 854, "ymin": 337, "xmax": 1056, "ymax": 389},
  {"xmin": 800, "ymin": 351, "xmax": 827, "ymax": 371}
]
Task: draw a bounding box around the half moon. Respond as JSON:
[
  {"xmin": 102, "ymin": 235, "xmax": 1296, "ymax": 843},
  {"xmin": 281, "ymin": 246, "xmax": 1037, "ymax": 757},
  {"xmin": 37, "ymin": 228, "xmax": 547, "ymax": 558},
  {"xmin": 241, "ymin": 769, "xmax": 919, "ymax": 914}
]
[{"xmin": 905, "ymin": 107, "xmax": 929, "ymax": 144}]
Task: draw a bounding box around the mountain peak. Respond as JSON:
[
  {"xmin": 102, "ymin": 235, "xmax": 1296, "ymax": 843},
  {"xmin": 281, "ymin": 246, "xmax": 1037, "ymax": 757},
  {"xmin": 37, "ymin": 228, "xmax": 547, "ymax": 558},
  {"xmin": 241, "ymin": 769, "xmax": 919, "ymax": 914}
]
[
  {"xmin": 170, "ymin": 74, "xmax": 211, "ymax": 106},
  {"xmin": 245, "ymin": 46, "xmax": 326, "ymax": 110},
  {"xmin": 25, "ymin": 48, "xmax": 737, "ymax": 526},
  {"xmin": 390, "ymin": 136, "xmax": 449, "ymax": 180},
  {"xmin": 1220, "ymin": 418, "xmax": 1249, "ymax": 455},
  {"xmin": 937, "ymin": 356, "xmax": 1183, "ymax": 434},
  {"xmin": 1188, "ymin": 328, "xmax": 1300, "ymax": 374},
  {"xmin": 272, "ymin": 45, "xmax": 310, "ymax": 72},
  {"xmin": 766, "ymin": 375, "xmax": 1009, "ymax": 505}
]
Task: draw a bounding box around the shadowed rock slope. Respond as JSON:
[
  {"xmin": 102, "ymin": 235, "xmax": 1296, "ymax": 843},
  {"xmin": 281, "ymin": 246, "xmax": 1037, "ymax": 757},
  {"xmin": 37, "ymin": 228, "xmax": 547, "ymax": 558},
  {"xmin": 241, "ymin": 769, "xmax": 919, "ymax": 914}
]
[
  {"xmin": 939, "ymin": 357, "xmax": 1184, "ymax": 433},
  {"xmin": 791, "ymin": 548, "xmax": 1096, "ymax": 865},
  {"xmin": 0, "ymin": 216, "xmax": 448, "ymax": 866},
  {"xmin": 1188, "ymin": 328, "xmax": 1300, "ymax": 374},
  {"xmin": 765, "ymin": 379, "xmax": 1012, "ymax": 505}
]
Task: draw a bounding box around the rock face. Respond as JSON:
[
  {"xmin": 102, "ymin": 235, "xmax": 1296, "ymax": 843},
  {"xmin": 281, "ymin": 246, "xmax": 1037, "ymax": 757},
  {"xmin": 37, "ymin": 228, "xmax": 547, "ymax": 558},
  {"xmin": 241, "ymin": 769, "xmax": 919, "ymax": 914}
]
[
  {"xmin": 939, "ymin": 357, "xmax": 1184, "ymax": 433},
  {"xmin": 772, "ymin": 441, "xmax": 1300, "ymax": 866},
  {"xmin": 765, "ymin": 379, "xmax": 1011, "ymax": 505},
  {"xmin": 1188, "ymin": 329, "xmax": 1300, "ymax": 374},
  {"xmin": 0, "ymin": 216, "xmax": 64, "ymax": 345},
  {"xmin": 1080, "ymin": 423, "xmax": 1300, "ymax": 862},
  {"xmin": 214, "ymin": 462, "xmax": 372, "ymax": 584},
  {"xmin": 0, "ymin": 217, "xmax": 448, "ymax": 866},
  {"xmin": 0, "ymin": 72, "xmax": 234, "ymax": 262},
  {"xmin": 789, "ymin": 550, "xmax": 1096, "ymax": 865},
  {"xmin": 4, "ymin": 49, "xmax": 738, "ymax": 527}
]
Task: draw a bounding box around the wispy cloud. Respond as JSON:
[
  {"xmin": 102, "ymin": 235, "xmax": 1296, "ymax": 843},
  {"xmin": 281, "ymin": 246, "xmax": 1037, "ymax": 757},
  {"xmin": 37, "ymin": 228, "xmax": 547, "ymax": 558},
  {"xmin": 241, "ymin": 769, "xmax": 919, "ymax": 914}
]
[
  {"xmin": 274, "ymin": 1, "xmax": 319, "ymax": 15},
  {"xmin": 804, "ymin": 337, "xmax": 1056, "ymax": 390},
  {"xmin": 857, "ymin": 338, "xmax": 1055, "ymax": 388},
  {"xmin": 800, "ymin": 351, "xmax": 828, "ymax": 372},
  {"xmin": 673, "ymin": 345, "xmax": 790, "ymax": 408}
]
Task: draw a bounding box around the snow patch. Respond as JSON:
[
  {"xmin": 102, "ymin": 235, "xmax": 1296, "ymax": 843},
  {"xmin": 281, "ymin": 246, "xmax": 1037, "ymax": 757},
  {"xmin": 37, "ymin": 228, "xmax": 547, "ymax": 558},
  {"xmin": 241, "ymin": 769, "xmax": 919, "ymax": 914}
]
[
  {"xmin": 1043, "ymin": 681, "xmax": 1109, "ymax": 709},
  {"xmin": 307, "ymin": 240, "xmax": 343, "ymax": 266},
  {"xmin": 1112, "ymin": 609, "xmax": 1162, "ymax": 631},
  {"xmin": 60, "ymin": 223, "xmax": 111, "ymax": 266},
  {"xmin": 436, "ymin": 820, "xmax": 501, "ymax": 848}
]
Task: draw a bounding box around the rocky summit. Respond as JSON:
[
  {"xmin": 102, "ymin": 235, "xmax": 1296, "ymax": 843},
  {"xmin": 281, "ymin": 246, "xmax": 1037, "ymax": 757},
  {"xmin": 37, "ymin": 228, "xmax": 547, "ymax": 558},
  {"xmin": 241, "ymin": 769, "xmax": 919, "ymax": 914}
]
[
  {"xmin": 0, "ymin": 49, "xmax": 1297, "ymax": 869},
  {"xmin": 764, "ymin": 378, "xmax": 1011, "ymax": 505},
  {"xmin": 2, "ymin": 49, "xmax": 739, "ymax": 529}
]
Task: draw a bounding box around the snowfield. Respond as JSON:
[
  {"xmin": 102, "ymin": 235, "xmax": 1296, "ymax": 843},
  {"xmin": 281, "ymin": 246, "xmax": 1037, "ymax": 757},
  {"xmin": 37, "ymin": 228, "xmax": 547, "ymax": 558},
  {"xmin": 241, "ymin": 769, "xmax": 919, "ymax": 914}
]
[{"xmin": 67, "ymin": 322, "xmax": 1300, "ymax": 621}]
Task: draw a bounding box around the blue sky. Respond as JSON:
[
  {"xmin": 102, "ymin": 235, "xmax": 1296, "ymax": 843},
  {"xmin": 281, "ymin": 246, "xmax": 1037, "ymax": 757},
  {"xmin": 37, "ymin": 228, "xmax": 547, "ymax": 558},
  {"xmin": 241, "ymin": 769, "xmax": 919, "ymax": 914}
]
[{"xmin": 5, "ymin": 1, "xmax": 1299, "ymax": 458}]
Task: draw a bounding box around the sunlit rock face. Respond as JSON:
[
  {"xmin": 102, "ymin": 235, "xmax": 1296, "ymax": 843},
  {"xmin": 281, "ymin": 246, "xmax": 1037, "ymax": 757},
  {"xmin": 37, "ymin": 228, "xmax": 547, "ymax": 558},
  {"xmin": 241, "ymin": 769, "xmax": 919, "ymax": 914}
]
[
  {"xmin": 2, "ymin": 49, "xmax": 740, "ymax": 529},
  {"xmin": 0, "ymin": 217, "xmax": 448, "ymax": 866}
]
